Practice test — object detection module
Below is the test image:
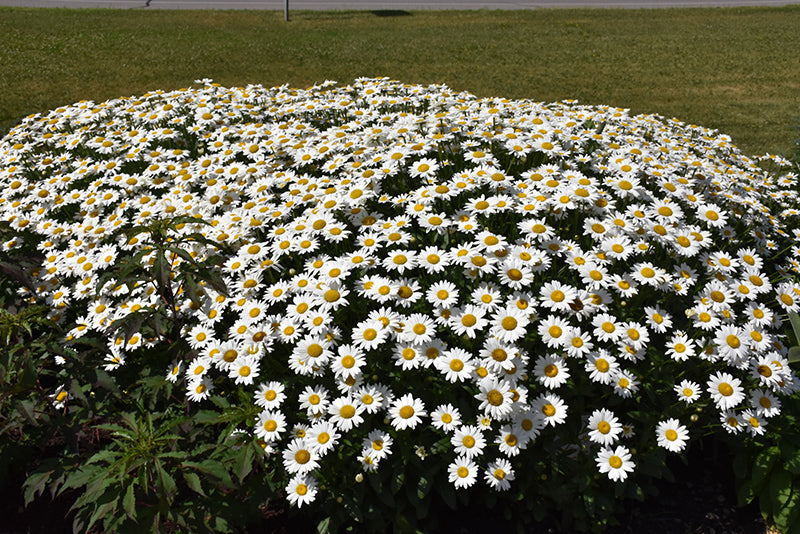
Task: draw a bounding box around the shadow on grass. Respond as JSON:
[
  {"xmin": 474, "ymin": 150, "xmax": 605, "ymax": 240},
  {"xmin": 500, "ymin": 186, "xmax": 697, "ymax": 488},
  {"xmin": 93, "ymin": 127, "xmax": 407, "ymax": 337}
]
[{"xmin": 371, "ymin": 9, "xmax": 412, "ymax": 16}]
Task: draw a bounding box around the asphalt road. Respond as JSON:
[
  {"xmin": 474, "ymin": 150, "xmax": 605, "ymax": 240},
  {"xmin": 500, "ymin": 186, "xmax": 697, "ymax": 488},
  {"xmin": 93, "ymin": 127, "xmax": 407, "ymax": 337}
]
[{"xmin": 1, "ymin": 0, "xmax": 799, "ymax": 8}]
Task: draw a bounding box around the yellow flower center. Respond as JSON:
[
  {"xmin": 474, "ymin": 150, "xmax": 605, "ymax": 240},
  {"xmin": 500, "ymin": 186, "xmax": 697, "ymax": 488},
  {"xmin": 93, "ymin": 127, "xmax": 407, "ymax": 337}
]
[
  {"xmin": 363, "ymin": 328, "xmax": 378, "ymax": 341},
  {"xmin": 486, "ymin": 390, "xmax": 504, "ymax": 406},
  {"xmin": 501, "ymin": 317, "xmax": 518, "ymax": 331}
]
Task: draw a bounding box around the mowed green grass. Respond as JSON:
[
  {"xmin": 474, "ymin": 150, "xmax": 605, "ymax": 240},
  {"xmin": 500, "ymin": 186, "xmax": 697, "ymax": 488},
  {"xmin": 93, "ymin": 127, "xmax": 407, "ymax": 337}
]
[{"xmin": 1, "ymin": 6, "xmax": 798, "ymax": 155}]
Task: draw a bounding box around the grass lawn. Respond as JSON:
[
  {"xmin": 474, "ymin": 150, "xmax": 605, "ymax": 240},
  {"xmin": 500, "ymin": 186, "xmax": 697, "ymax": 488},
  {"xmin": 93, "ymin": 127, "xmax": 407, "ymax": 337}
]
[{"xmin": 0, "ymin": 6, "xmax": 798, "ymax": 156}]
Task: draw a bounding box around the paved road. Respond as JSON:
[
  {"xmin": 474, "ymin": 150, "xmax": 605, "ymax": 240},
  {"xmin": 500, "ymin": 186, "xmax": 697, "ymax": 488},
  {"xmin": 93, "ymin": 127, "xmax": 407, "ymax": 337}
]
[{"xmin": 1, "ymin": 0, "xmax": 799, "ymax": 8}]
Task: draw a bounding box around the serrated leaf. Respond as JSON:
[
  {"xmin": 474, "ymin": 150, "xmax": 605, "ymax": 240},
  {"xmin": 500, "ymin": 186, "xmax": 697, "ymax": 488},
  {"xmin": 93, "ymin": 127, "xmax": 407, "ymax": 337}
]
[
  {"xmin": 122, "ymin": 483, "xmax": 136, "ymax": 519},
  {"xmin": 183, "ymin": 471, "xmax": 205, "ymax": 496},
  {"xmin": 182, "ymin": 275, "xmax": 203, "ymax": 309},
  {"xmin": 23, "ymin": 469, "xmax": 53, "ymax": 506},
  {"xmin": 86, "ymin": 496, "xmax": 119, "ymax": 533},
  {"xmin": 165, "ymin": 246, "xmax": 196, "ymax": 264},
  {"xmin": 94, "ymin": 368, "xmax": 121, "ymax": 395}
]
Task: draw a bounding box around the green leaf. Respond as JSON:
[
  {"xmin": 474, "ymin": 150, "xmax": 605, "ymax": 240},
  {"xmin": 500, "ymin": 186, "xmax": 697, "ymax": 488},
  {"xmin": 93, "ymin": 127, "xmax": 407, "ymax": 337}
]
[
  {"xmin": 785, "ymin": 451, "xmax": 800, "ymax": 476},
  {"xmin": 23, "ymin": 469, "xmax": 53, "ymax": 506},
  {"xmin": 234, "ymin": 442, "xmax": 255, "ymax": 484},
  {"xmin": 85, "ymin": 492, "xmax": 119, "ymax": 532},
  {"xmin": 182, "ymin": 459, "xmax": 233, "ymax": 488},
  {"xmin": 183, "ymin": 471, "xmax": 205, "ymax": 496},
  {"xmin": 769, "ymin": 469, "xmax": 793, "ymax": 512},
  {"xmin": 752, "ymin": 447, "xmax": 781, "ymax": 494},
  {"xmin": 153, "ymin": 252, "xmax": 170, "ymax": 293},
  {"xmin": 316, "ymin": 517, "xmax": 331, "ymax": 534},
  {"xmin": 165, "ymin": 246, "xmax": 196, "ymax": 264},
  {"xmin": 788, "ymin": 346, "xmax": 800, "ymax": 364},
  {"xmin": 122, "ymin": 483, "xmax": 136, "ymax": 520},
  {"xmin": 181, "ymin": 274, "xmax": 203, "ymax": 309},
  {"xmin": 789, "ymin": 312, "xmax": 800, "ymax": 346}
]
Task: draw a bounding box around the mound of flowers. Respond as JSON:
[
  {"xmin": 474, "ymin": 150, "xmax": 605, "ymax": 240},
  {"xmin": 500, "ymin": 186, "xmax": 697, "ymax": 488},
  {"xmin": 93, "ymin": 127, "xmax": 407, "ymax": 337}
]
[{"xmin": 2, "ymin": 77, "xmax": 799, "ymax": 510}]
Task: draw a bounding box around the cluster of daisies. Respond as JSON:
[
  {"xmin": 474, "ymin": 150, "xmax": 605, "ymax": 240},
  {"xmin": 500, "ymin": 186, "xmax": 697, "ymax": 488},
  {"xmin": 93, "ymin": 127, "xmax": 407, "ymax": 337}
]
[{"xmin": 2, "ymin": 78, "xmax": 799, "ymax": 506}]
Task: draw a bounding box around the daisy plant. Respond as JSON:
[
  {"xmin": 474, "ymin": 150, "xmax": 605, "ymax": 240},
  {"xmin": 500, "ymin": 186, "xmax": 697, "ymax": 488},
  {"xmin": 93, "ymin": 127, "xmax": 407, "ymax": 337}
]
[{"xmin": 2, "ymin": 77, "xmax": 800, "ymax": 531}]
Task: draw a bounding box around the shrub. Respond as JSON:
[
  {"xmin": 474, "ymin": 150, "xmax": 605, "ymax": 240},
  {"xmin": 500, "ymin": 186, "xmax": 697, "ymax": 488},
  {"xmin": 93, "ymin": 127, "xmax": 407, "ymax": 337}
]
[{"xmin": 1, "ymin": 77, "xmax": 799, "ymax": 532}]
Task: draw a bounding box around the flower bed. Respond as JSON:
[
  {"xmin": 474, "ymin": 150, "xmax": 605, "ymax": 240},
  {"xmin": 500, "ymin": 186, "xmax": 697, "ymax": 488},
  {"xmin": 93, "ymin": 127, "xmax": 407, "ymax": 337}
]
[{"xmin": 2, "ymin": 78, "xmax": 799, "ymax": 530}]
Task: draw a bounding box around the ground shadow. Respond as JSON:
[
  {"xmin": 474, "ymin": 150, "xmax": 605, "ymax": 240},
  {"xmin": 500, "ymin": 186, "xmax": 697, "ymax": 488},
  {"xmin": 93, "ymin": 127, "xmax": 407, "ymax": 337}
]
[{"xmin": 371, "ymin": 9, "xmax": 412, "ymax": 16}]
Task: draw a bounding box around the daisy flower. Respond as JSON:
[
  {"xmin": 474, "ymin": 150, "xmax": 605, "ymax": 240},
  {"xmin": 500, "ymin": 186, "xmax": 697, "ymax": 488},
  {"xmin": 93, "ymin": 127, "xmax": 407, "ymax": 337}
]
[
  {"xmin": 362, "ymin": 429, "xmax": 394, "ymax": 462},
  {"xmin": 484, "ymin": 458, "xmax": 515, "ymax": 491},
  {"xmin": 538, "ymin": 281, "xmax": 578, "ymax": 313},
  {"xmin": 298, "ymin": 385, "xmax": 329, "ymax": 417},
  {"xmin": 655, "ymin": 418, "xmax": 689, "ymax": 452},
  {"xmin": 285, "ymin": 474, "xmax": 318, "ymax": 508},
  {"xmin": 666, "ymin": 332, "xmax": 696, "ymax": 362},
  {"xmin": 398, "ymin": 313, "xmax": 436, "ymax": 345},
  {"xmin": 533, "ymin": 393, "xmax": 568, "ymax": 427},
  {"xmin": 750, "ymin": 389, "xmax": 781, "ymax": 418},
  {"xmin": 388, "ymin": 393, "xmax": 426, "ymax": 431},
  {"xmin": 720, "ymin": 410, "xmax": 745, "ymax": 434},
  {"xmin": 674, "ymin": 379, "xmax": 702, "ymax": 404},
  {"xmin": 426, "ymin": 280, "xmax": 459, "ymax": 308},
  {"xmin": 585, "ymin": 351, "xmax": 619, "ymax": 385},
  {"xmin": 328, "ymin": 394, "xmax": 366, "ymax": 431},
  {"xmin": 534, "ymin": 354, "xmax": 571, "ymax": 390},
  {"xmin": 430, "ymin": 403, "xmax": 462, "ymax": 432},
  {"xmin": 435, "ymin": 347, "xmax": 476, "ymax": 383},
  {"xmin": 489, "ymin": 306, "xmax": 530, "ymax": 343},
  {"xmin": 229, "ymin": 354, "xmax": 260, "ymax": 385},
  {"xmin": 707, "ymin": 372, "xmax": 745, "ymax": 411},
  {"xmin": 538, "ymin": 315, "xmax": 572, "ymax": 349},
  {"xmin": 351, "ymin": 319, "xmax": 390, "ymax": 350},
  {"xmin": 451, "ymin": 425, "xmax": 487, "ymax": 459},
  {"xmin": 596, "ymin": 445, "xmax": 635, "ymax": 482},
  {"xmin": 186, "ymin": 377, "xmax": 213, "ymax": 402},
  {"xmin": 282, "ymin": 438, "xmax": 320, "ymax": 475},
  {"xmin": 742, "ymin": 409, "xmax": 767, "ymax": 436},
  {"xmin": 254, "ymin": 410, "xmax": 287, "ymax": 442},
  {"xmin": 586, "ymin": 408, "xmax": 623, "ymax": 446},
  {"xmin": 496, "ymin": 425, "xmax": 528, "ymax": 457},
  {"xmin": 475, "ymin": 376, "xmax": 515, "ymax": 420},
  {"xmin": 448, "ymin": 455, "xmax": 479, "ymax": 489},
  {"xmin": 450, "ymin": 304, "xmax": 489, "ymax": 338},
  {"xmin": 613, "ymin": 370, "xmax": 639, "ymax": 398}
]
